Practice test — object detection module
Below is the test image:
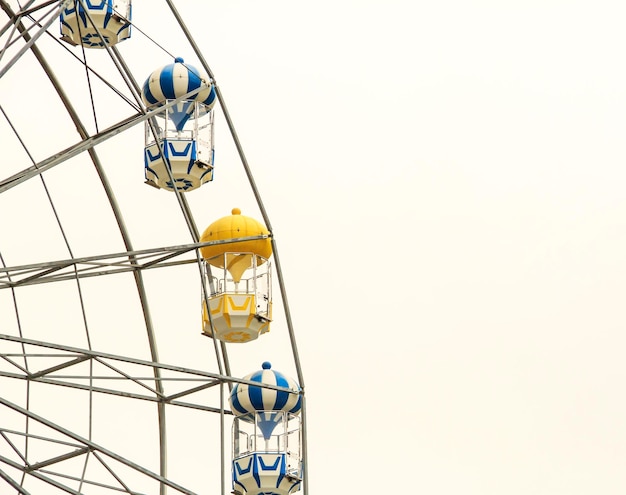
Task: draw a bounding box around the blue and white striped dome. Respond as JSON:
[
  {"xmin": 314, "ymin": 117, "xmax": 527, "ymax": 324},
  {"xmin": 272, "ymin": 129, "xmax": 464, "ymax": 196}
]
[
  {"xmin": 141, "ymin": 57, "xmax": 216, "ymax": 109},
  {"xmin": 230, "ymin": 362, "xmax": 302, "ymax": 416}
]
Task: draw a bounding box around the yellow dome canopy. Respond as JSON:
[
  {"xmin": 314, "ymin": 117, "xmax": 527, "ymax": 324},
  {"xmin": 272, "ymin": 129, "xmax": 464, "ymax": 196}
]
[{"xmin": 200, "ymin": 208, "xmax": 272, "ymax": 282}]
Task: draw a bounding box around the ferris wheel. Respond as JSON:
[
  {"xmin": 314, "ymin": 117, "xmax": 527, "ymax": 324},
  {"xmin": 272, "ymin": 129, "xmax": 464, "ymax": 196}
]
[{"xmin": 0, "ymin": 2, "xmax": 307, "ymax": 494}]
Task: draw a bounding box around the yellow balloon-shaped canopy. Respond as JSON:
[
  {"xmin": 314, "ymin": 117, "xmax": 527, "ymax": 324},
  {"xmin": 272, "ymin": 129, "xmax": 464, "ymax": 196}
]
[{"xmin": 200, "ymin": 208, "xmax": 272, "ymax": 282}]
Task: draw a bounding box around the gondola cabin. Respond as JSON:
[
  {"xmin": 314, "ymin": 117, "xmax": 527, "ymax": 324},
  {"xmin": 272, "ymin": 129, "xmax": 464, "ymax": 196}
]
[
  {"xmin": 141, "ymin": 58, "xmax": 216, "ymax": 192},
  {"xmin": 230, "ymin": 363, "xmax": 303, "ymax": 495},
  {"xmin": 200, "ymin": 209, "xmax": 273, "ymax": 343},
  {"xmin": 60, "ymin": 0, "xmax": 132, "ymax": 48}
]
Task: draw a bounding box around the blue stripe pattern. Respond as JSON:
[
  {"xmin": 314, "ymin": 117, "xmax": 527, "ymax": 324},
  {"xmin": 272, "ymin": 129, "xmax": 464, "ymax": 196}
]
[
  {"xmin": 141, "ymin": 57, "xmax": 216, "ymax": 108},
  {"xmin": 230, "ymin": 362, "xmax": 302, "ymax": 416},
  {"xmin": 60, "ymin": 0, "xmax": 132, "ymax": 48}
]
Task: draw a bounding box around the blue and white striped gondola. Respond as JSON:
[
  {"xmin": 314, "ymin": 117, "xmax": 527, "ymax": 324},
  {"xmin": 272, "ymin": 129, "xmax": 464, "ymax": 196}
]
[
  {"xmin": 60, "ymin": 0, "xmax": 132, "ymax": 48},
  {"xmin": 231, "ymin": 361, "xmax": 302, "ymax": 437},
  {"xmin": 141, "ymin": 57, "xmax": 217, "ymax": 192},
  {"xmin": 230, "ymin": 362, "xmax": 303, "ymax": 495}
]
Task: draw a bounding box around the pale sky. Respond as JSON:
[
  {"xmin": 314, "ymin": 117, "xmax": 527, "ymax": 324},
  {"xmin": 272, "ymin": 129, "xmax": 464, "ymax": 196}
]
[{"xmin": 2, "ymin": 1, "xmax": 626, "ymax": 494}]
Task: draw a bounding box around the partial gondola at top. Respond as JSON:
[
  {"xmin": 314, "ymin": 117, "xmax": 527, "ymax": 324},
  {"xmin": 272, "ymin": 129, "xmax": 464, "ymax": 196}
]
[{"xmin": 0, "ymin": 2, "xmax": 307, "ymax": 495}]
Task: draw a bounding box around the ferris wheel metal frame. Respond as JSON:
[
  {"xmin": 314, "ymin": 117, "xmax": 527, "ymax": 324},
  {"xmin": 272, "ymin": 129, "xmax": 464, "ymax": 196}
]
[{"xmin": 0, "ymin": 1, "xmax": 308, "ymax": 494}]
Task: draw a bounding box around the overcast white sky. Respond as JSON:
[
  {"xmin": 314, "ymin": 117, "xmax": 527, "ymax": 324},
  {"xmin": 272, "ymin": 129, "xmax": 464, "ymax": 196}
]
[
  {"xmin": 225, "ymin": 2, "xmax": 626, "ymax": 493},
  {"xmin": 3, "ymin": 1, "xmax": 626, "ymax": 494}
]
